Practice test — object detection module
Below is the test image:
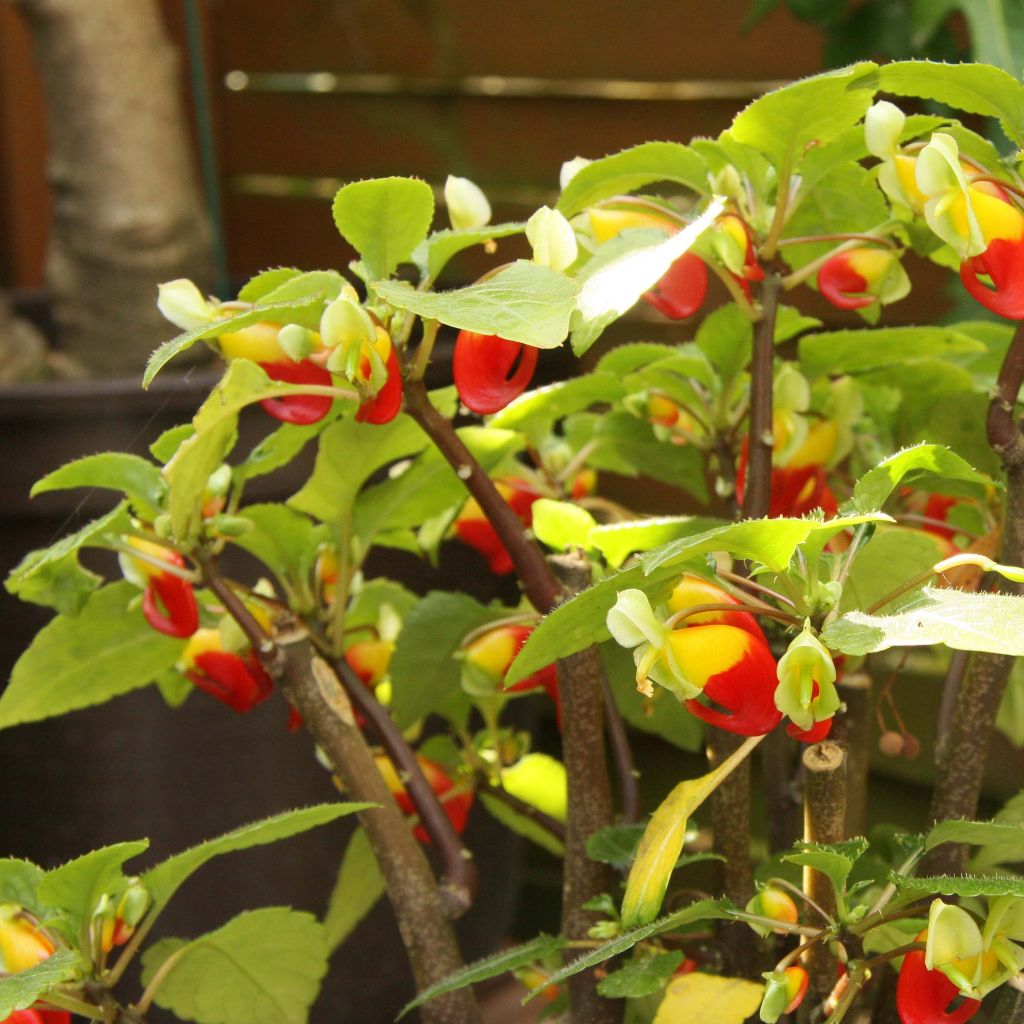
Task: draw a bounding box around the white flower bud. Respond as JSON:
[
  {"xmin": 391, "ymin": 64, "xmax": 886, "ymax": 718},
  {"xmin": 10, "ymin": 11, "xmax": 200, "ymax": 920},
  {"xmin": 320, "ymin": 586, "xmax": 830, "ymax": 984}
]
[
  {"xmin": 559, "ymin": 156, "xmax": 591, "ymax": 190},
  {"xmin": 864, "ymin": 100, "xmax": 906, "ymax": 160},
  {"xmin": 444, "ymin": 175, "xmax": 491, "ymax": 230},
  {"xmin": 526, "ymin": 206, "xmax": 578, "ymax": 272},
  {"xmin": 157, "ymin": 279, "xmax": 218, "ymax": 331}
]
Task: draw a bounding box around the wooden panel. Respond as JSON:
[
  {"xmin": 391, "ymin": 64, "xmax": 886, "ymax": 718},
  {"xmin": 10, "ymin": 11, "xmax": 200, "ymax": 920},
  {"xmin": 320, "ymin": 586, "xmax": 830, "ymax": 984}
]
[
  {"xmin": 0, "ymin": 5, "xmax": 50, "ymax": 288},
  {"xmin": 207, "ymin": 0, "xmax": 825, "ymax": 81}
]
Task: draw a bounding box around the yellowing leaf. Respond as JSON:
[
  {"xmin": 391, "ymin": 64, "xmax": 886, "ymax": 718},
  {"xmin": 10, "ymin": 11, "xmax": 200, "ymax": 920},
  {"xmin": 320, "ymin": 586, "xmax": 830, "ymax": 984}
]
[
  {"xmin": 621, "ymin": 735, "xmax": 762, "ymax": 928},
  {"xmin": 653, "ymin": 972, "xmax": 764, "ymax": 1024}
]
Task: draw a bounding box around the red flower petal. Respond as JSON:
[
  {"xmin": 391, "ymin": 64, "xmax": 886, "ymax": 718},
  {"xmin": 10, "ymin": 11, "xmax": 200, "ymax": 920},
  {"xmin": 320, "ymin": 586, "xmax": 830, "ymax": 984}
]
[
  {"xmin": 960, "ymin": 237, "xmax": 1024, "ymax": 319},
  {"xmin": 897, "ymin": 950, "xmax": 981, "ymax": 1024},
  {"xmin": 259, "ymin": 359, "xmax": 334, "ymax": 425},
  {"xmin": 818, "ymin": 253, "xmax": 874, "ymax": 310},
  {"xmin": 188, "ymin": 650, "xmax": 274, "ymax": 713},
  {"xmin": 454, "ymin": 518, "xmax": 515, "ymax": 574},
  {"xmin": 454, "ymin": 331, "xmax": 539, "ymax": 415},
  {"xmin": 357, "ymin": 341, "xmax": 403, "ymax": 424},
  {"xmin": 6, "ymin": 1012, "xmax": 72, "ymax": 1024},
  {"xmin": 786, "ymin": 716, "xmax": 833, "ymax": 743},
  {"xmin": 643, "ymin": 252, "xmax": 708, "ymax": 319},
  {"xmin": 684, "ymin": 632, "xmax": 782, "ymax": 736},
  {"xmin": 142, "ymin": 575, "xmax": 199, "ymax": 638}
]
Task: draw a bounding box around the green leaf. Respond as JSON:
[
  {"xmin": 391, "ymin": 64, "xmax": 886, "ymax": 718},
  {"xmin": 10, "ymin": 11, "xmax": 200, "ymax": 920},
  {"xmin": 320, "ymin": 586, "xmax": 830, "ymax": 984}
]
[
  {"xmin": 590, "ymin": 517, "xmax": 724, "ymax": 570},
  {"xmin": 389, "ymin": 592, "xmax": 503, "ymax": 728},
  {"xmin": 235, "ymin": 412, "xmax": 342, "ymax": 484},
  {"xmin": 799, "ymin": 326, "xmax": 986, "ymax": 377},
  {"xmin": 144, "ymin": 804, "xmax": 369, "ymax": 912},
  {"xmin": 236, "ymin": 268, "xmax": 303, "ymax": 304},
  {"xmin": 586, "ymin": 824, "xmax": 648, "ymax": 870},
  {"xmin": 165, "ymin": 362, "xmax": 252, "ymax": 540},
  {"xmin": 824, "ymin": 586, "xmax": 1024, "ymax": 657},
  {"xmin": 524, "ymin": 900, "xmax": 727, "ymax": 1004},
  {"xmin": 398, "ymin": 934, "xmax": 567, "ymax": 1019},
  {"xmin": 960, "ymin": 0, "xmax": 1024, "ymax": 78},
  {"xmin": 557, "ymin": 141, "xmax": 709, "ymax": 217},
  {"xmin": 144, "ymin": 294, "xmax": 324, "ymax": 388},
  {"xmin": 374, "ymin": 262, "xmax": 576, "ymax": 349},
  {"xmin": 352, "ymin": 427, "xmax": 523, "ymax": 546},
  {"xmin": 860, "ymin": 359, "xmax": 976, "ymax": 442},
  {"xmin": 0, "ymin": 951, "xmax": 81, "ymax": 1019},
  {"xmin": 31, "ymin": 453, "xmax": 166, "ymax": 520},
  {"xmin": 331, "ymin": 177, "xmax": 435, "ymax": 280},
  {"xmin": 783, "ymin": 838, "xmax": 869, "ymax": 902},
  {"xmin": 858, "ymin": 60, "xmax": 1024, "ymax": 148},
  {"xmin": 323, "ymin": 828, "xmax": 384, "ymax": 952},
  {"xmin": 0, "ymin": 859, "xmax": 47, "ymax": 917},
  {"xmin": 838, "ymin": 528, "xmax": 949, "ymax": 614},
  {"xmin": 925, "ymin": 819, "xmax": 1024, "ymax": 852},
  {"xmin": 151, "ymin": 424, "xmax": 195, "ymax": 464},
  {"xmin": 695, "ymin": 304, "xmax": 752, "ymax": 381},
  {"xmin": 852, "ymin": 444, "xmax": 994, "ymax": 513},
  {"xmin": 622, "ymin": 736, "xmax": 761, "ymax": 927},
  {"xmin": 1, "ymin": 582, "xmax": 186, "ymax": 728},
  {"xmin": 141, "ymin": 908, "xmax": 328, "ymax": 1024},
  {"xmin": 478, "ymin": 793, "xmax": 565, "ymax": 857},
  {"xmin": 531, "ymin": 499, "xmax": 597, "ymax": 552},
  {"xmin": 489, "ymin": 374, "xmax": 627, "ymax": 447},
  {"xmin": 598, "ymin": 952, "xmax": 683, "ymax": 999},
  {"xmin": 727, "ymin": 63, "xmax": 878, "ymax": 169},
  {"xmin": 508, "ymin": 515, "xmax": 890, "ymax": 685},
  {"xmin": 6, "ymin": 504, "xmax": 131, "ymax": 615},
  {"xmin": 413, "ymin": 222, "xmax": 525, "ymax": 280},
  {"xmin": 572, "ymin": 201, "xmax": 723, "ymax": 357},
  {"xmin": 252, "ymin": 271, "xmax": 349, "ymax": 306},
  {"xmin": 39, "ymin": 841, "xmax": 149, "ymax": 934},
  {"xmin": 288, "ymin": 412, "xmax": 428, "ymax": 525},
  {"xmin": 231, "ymin": 504, "xmax": 323, "ymax": 604},
  {"xmin": 894, "ymin": 874, "xmax": 1024, "ymax": 898},
  {"xmin": 652, "ymin": 973, "xmax": 765, "ymax": 1024}
]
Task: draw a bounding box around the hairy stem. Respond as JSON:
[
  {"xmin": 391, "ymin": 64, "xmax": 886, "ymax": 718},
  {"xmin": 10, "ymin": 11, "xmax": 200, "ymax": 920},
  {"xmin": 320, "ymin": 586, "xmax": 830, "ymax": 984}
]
[
  {"xmin": 926, "ymin": 322, "xmax": 1024, "ymax": 873},
  {"xmin": 707, "ymin": 726, "xmax": 758, "ymax": 976},
  {"xmin": 802, "ymin": 741, "xmax": 847, "ymax": 1005},
  {"xmin": 550, "ymin": 552, "xmax": 620, "ymax": 1024},
  {"xmin": 741, "ymin": 272, "xmax": 780, "ymax": 520},
  {"xmin": 275, "ymin": 626, "xmax": 481, "ymax": 1024}
]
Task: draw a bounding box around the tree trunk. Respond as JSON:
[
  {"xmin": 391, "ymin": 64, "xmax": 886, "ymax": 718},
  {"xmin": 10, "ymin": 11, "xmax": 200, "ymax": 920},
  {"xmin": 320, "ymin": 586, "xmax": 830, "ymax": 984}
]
[{"xmin": 13, "ymin": 0, "xmax": 212, "ymax": 376}]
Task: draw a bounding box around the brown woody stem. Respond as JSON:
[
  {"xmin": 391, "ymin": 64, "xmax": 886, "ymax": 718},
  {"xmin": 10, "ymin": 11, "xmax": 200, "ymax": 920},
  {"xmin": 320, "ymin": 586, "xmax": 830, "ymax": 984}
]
[
  {"xmin": 198, "ymin": 554, "xmax": 478, "ymax": 1023},
  {"xmin": 601, "ymin": 675, "xmax": 641, "ymax": 823},
  {"xmin": 275, "ymin": 627, "xmax": 480, "ymax": 1024},
  {"xmin": 403, "ymin": 379, "xmax": 563, "ymax": 612},
  {"xmin": 330, "ymin": 652, "xmax": 477, "ymax": 916},
  {"xmin": 831, "ymin": 672, "xmax": 872, "ymax": 838},
  {"xmin": 802, "ymin": 741, "xmax": 847, "ymax": 1005},
  {"xmin": 550, "ymin": 552, "xmax": 620, "ymax": 1024},
  {"xmin": 926, "ymin": 321, "xmax": 1024, "ymax": 874},
  {"xmin": 741, "ymin": 272, "xmax": 780, "ymax": 520}
]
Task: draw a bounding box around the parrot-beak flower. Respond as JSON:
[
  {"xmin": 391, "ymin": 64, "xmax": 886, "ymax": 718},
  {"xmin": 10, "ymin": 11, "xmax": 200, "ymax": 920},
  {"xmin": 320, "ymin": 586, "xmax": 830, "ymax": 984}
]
[{"xmin": 453, "ymin": 330, "xmax": 540, "ymax": 415}]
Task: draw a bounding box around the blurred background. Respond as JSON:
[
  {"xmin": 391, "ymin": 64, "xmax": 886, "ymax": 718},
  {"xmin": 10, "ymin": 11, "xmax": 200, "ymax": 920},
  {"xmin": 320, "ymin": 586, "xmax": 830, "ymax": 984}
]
[{"xmin": 1, "ymin": 2, "xmax": 1021, "ymax": 1021}]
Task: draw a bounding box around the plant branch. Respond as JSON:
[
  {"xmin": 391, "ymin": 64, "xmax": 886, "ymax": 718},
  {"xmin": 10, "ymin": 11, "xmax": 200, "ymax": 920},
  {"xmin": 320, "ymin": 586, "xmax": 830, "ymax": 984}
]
[
  {"xmin": 600, "ymin": 673, "xmax": 641, "ymax": 823},
  {"xmin": 403, "ymin": 378, "xmax": 563, "ymax": 612},
  {"xmin": 802, "ymin": 740, "xmax": 847, "ymax": 1004},
  {"xmin": 473, "ymin": 771, "xmax": 567, "ymax": 844},
  {"xmin": 273, "ymin": 622, "xmax": 481, "ymax": 1024},
  {"xmin": 328, "ymin": 649, "xmax": 477, "ymax": 916},
  {"xmin": 549, "ymin": 551, "xmax": 620, "ymax": 1024},
  {"xmin": 926, "ymin": 323, "xmax": 1024, "ymax": 874},
  {"xmin": 741, "ymin": 271, "xmax": 781, "ymax": 520}
]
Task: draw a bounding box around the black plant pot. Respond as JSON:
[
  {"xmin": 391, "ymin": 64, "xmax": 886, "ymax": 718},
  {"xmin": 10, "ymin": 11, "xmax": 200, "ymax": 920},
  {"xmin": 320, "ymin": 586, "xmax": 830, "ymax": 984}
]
[{"xmin": 0, "ymin": 369, "xmax": 535, "ymax": 1023}]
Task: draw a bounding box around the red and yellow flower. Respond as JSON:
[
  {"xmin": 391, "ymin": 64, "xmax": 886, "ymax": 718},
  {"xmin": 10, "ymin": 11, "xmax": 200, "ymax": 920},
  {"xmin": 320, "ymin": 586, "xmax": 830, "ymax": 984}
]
[
  {"xmin": 817, "ymin": 247, "xmax": 910, "ymax": 312},
  {"xmin": 454, "ymin": 478, "xmax": 541, "ymax": 575},
  {"xmin": 375, "ymin": 754, "xmax": 473, "ymax": 845},
  {"xmin": 179, "ymin": 626, "xmax": 274, "ymax": 713},
  {"xmin": 453, "ymin": 330, "xmax": 539, "ymax": 415},
  {"xmin": 607, "ymin": 583, "xmax": 781, "ymax": 736},
  {"xmin": 119, "ymin": 537, "xmax": 199, "ymax": 639}
]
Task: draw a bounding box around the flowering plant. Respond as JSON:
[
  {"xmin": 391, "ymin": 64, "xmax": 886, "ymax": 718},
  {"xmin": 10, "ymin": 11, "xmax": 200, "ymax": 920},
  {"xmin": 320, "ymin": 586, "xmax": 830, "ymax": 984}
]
[{"xmin": 8, "ymin": 60, "xmax": 1024, "ymax": 1024}]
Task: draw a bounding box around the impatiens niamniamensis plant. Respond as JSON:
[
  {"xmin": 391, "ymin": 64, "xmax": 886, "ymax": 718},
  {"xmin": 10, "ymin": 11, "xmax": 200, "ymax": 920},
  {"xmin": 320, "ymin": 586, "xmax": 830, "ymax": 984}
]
[{"xmin": 15, "ymin": 61, "xmax": 1024, "ymax": 1024}]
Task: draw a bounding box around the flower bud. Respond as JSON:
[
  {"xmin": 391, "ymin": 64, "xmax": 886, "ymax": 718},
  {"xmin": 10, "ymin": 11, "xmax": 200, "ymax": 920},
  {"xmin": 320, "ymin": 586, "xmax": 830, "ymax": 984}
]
[
  {"xmin": 775, "ymin": 623, "xmax": 840, "ymax": 733},
  {"xmin": 157, "ymin": 279, "xmax": 218, "ymax": 331},
  {"xmin": 500, "ymin": 753, "xmax": 567, "ymax": 822},
  {"xmin": 559, "ymin": 156, "xmax": 591, "ymax": 190},
  {"xmin": 444, "ymin": 175, "xmax": 491, "ymax": 231},
  {"xmin": 277, "ymin": 323, "xmax": 319, "ymax": 362},
  {"xmin": 864, "ymin": 100, "xmax": 905, "ymax": 160},
  {"xmin": 746, "ymin": 886, "xmax": 799, "ymax": 936},
  {"xmin": 759, "ymin": 966, "xmax": 808, "ymax": 1023},
  {"xmin": 526, "ymin": 206, "xmax": 578, "ymax": 272},
  {"xmin": 0, "ymin": 908, "xmax": 55, "ymax": 973}
]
